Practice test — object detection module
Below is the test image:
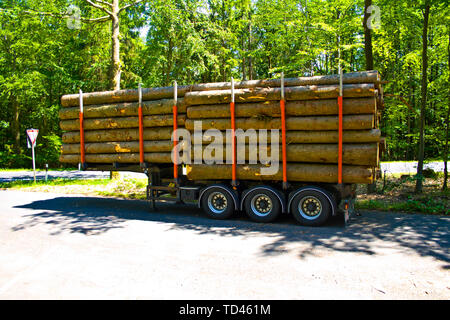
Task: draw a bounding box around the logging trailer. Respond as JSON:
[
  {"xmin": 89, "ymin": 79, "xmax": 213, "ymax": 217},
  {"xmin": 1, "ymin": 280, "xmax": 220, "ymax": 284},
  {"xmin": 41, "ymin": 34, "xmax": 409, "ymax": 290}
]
[
  {"xmin": 82, "ymin": 162, "xmax": 357, "ymax": 227},
  {"xmin": 68, "ymin": 71, "xmax": 380, "ymax": 227}
]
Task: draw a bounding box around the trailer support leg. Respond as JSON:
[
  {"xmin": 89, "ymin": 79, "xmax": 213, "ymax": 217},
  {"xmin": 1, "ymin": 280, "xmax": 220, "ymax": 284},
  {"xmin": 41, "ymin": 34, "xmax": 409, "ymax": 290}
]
[{"xmin": 146, "ymin": 168, "xmax": 161, "ymax": 211}]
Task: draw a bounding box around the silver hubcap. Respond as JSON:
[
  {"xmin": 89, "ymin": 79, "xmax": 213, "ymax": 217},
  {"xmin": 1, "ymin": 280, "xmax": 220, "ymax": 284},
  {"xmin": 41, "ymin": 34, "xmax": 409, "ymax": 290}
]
[
  {"xmin": 207, "ymin": 192, "xmax": 228, "ymax": 214},
  {"xmin": 250, "ymin": 194, "xmax": 273, "ymax": 217},
  {"xmin": 298, "ymin": 196, "xmax": 322, "ymax": 220}
]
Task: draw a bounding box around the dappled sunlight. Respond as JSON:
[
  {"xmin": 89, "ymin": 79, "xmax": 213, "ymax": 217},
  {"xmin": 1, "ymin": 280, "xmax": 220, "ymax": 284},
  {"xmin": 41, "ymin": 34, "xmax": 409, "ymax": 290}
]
[{"xmin": 12, "ymin": 196, "xmax": 450, "ymax": 264}]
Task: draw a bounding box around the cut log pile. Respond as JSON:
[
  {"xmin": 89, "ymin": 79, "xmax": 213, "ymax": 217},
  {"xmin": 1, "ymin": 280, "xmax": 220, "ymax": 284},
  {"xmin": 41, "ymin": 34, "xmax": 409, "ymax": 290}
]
[{"xmin": 59, "ymin": 71, "xmax": 384, "ymax": 184}]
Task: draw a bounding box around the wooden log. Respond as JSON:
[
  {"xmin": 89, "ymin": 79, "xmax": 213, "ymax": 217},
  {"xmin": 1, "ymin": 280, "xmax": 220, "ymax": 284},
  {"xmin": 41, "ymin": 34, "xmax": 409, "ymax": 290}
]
[
  {"xmin": 61, "ymin": 86, "xmax": 190, "ymax": 108},
  {"xmin": 60, "ymin": 114, "xmax": 186, "ymax": 131},
  {"xmin": 201, "ymin": 129, "xmax": 381, "ymax": 144},
  {"xmin": 191, "ymin": 143, "xmax": 379, "ymax": 166},
  {"xmin": 62, "ymin": 128, "xmax": 381, "ymax": 145},
  {"xmin": 186, "ymin": 164, "xmax": 374, "ymax": 184},
  {"xmin": 61, "ymin": 141, "xmax": 378, "ymax": 166},
  {"xmin": 284, "ymin": 129, "xmax": 381, "ymax": 143},
  {"xmin": 185, "ymin": 115, "xmax": 374, "ymax": 131},
  {"xmin": 61, "ymin": 140, "xmax": 173, "ymax": 154},
  {"xmin": 184, "ymin": 84, "xmax": 377, "ymax": 106},
  {"xmin": 61, "ymin": 71, "xmax": 380, "ymax": 107},
  {"xmin": 59, "ymin": 98, "xmax": 186, "ymax": 120},
  {"xmin": 190, "ymin": 70, "xmax": 381, "ymax": 90},
  {"xmin": 60, "ymin": 152, "xmax": 172, "ymax": 164},
  {"xmin": 62, "ymin": 127, "xmax": 173, "ymax": 143},
  {"xmin": 187, "ymin": 97, "xmax": 376, "ymax": 119}
]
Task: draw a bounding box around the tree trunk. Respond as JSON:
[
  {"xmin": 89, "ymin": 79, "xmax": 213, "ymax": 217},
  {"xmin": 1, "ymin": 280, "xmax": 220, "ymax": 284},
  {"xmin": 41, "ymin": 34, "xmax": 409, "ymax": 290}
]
[
  {"xmin": 444, "ymin": 98, "xmax": 449, "ymax": 191},
  {"xmin": 165, "ymin": 37, "xmax": 173, "ymax": 86},
  {"xmin": 241, "ymin": 36, "xmax": 246, "ymax": 81},
  {"xmin": 185, "ymin": 114, "xmax": 374, "ymax": 131},
  {"xmin": 59, "ymin": 98, "xmax": 186, "ymax": 120},
  {"xmin": 110, "ymin": 0, "xmax": 121, "ymax": 91},
  {"xmin": 62, "ymin": 127, "xmax": 173, "ymax": 143},
  {"xmin": 193, "ymin": 143, "xmax": 379, "ymax": 166},
  {"xmin": 60, "ymin": 152, "xmax": 172, "ymax": 164},
  {"xmin": 444, "ymin": 30, "xmax": 450, "ymax": 191},
  {"xmin": 11, "ymin": 97, "xmax": 21, "ymax": 154},
  {"xmin": 416, "ymin": 2, "xmax": 430, "ymax": 193},
  {"xmin": 62, "ymin": 128, "xmax": 381, "ymax": 144},
  {"xmin": 186, "ymin": 97, "xmax": 376, "ymax": 119},
  {"xmin": 407, "ymin": 63, "xmax": 413, "ymax": 160},
  {"xmin": 186, "ymin": 164, "xmax": 374, "ymax": 184},
  {"xmin": 60, "ymin": 114, "xmax": 186, "ymax": 131},
  {"xmin": 184, "ymin": 84, "xmax": 377, "ymax": 105},
  {"xmin": 248, "ymin": 11, "xmax": 253, "ymax": 80},
  {"xmin": 363, "ymin": 0, "xmax": 374, "ymax": 70},
  {"xmin": 62, "ymin": 140, "xmax": 174, "ymax": 154},
  {"xmin": 364, "ymin": 0, "xmax": 376, "ymax": 194},
  {"xmin": 60, "ymin": 71, "xmax": 380, "ymax": 107},
  {"xmin": 62, "ymin": 142, "xmax": 378, "ymax": 167}
]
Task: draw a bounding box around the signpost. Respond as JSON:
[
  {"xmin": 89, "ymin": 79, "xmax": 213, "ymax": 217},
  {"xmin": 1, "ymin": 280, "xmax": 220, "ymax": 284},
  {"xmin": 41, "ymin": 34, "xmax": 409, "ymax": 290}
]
[{"xmin": 26, "ymin": 129, "xmax": 39, "ymax": 183}]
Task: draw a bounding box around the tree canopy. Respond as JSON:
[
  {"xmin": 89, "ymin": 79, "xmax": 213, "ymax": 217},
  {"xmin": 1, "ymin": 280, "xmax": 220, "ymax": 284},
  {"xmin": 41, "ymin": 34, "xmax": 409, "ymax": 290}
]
[{"xmin": 0, "ymin": 0, "xmax": 448, "ymax": 170}]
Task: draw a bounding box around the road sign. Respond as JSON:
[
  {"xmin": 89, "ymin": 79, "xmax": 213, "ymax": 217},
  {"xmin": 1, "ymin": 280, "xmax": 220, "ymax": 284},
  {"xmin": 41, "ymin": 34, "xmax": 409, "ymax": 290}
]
[
  {"xmin": 26, "ymin": 129, "xmax": 39, "ymax": 148},
  {"xmin": 26, "ymin": 129, "xmax": 39, "ymax": 183}
]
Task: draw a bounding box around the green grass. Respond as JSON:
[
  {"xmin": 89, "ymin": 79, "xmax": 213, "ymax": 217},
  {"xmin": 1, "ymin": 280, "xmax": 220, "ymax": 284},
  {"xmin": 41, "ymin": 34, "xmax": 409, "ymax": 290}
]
[
  {"xmin": 356, "ymin": 198, "xmax": 449, "ymax": 215},
  {"xmin": 0, "ymin": 178, "xmax": 110, "ymax": 189},
  {"xmin": 0, "ymin": 168, "xmax": 78, "ymax": 171},
  {"xmin": 0, "ymin": 177, "xmax": 149, "ymax": 200},
  {"xmin": 95, "ymin": 178, "xmax": 148, "ymax": 200}
]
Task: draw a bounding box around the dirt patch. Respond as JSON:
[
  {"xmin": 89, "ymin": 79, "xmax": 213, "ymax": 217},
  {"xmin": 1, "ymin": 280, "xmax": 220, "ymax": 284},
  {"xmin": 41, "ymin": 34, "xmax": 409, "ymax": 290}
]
[{"xmin": 356, "ymin": 175, "xmax": 449, "ymax": 215}]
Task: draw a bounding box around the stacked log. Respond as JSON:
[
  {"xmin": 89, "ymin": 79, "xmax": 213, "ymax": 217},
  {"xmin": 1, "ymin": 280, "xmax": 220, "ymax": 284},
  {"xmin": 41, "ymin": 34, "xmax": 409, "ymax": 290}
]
[
  {"xmin": 59, "ymin": 71, "xmax": 382, "ymax": 107},
  {"xmin": 59, "ymin": 71, "xmax": 383, "ymax": 184},
  {"xmin": 185, "ymin": 164, "xmax": 374, "ymax": 185},
  {"xmin": 182, "ymin": 74, "xmax": 381, "ymax": 184}
]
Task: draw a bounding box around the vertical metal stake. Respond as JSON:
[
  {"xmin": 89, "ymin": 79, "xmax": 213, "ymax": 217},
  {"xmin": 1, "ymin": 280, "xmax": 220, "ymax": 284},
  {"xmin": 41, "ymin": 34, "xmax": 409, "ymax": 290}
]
[{"xmin": 32, "ymin": 143, "xmax": 36, "ymax": 183}]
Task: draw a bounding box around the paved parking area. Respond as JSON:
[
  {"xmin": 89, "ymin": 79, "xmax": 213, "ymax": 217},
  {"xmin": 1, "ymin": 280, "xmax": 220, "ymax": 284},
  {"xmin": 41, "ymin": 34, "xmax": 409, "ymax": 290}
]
[{"xmin": 0, "ymin": 190, "xmax": 448, "ymax": 299}]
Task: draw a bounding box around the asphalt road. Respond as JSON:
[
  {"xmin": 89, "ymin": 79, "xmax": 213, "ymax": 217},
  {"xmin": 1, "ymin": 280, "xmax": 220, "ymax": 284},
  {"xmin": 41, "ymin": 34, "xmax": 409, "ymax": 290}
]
[
  {"xmin": 0, "ymin": 190, "xmax": 448, "ymax": 299},
  {"xmin": 381, "ymin": 161, "xmax": 449, "ymax": 175}
]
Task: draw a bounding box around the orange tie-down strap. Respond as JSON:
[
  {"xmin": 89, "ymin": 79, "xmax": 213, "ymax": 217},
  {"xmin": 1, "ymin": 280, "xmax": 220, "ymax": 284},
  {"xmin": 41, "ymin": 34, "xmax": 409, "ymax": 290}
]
[
  {"xmin": 230, "ymin": 101, "xmax": 237, "ymax": 187},
  {"xmin": 338, "ymin": 95, "xmax": 343, "ymax": 184},
  {"xmin": 173, "ymin": 103, "xmax": 178, "ymax": 180},
  {"xmin": 280, "ymin": 99, "xmax": 287, "ymax": 189},
  {"xmin": 138, "ymin": 103, "xmax": 144, "ymax": 165},
  {"xmin": 79, "ymin": 111, "xmax": 85, "ymax": 166}
]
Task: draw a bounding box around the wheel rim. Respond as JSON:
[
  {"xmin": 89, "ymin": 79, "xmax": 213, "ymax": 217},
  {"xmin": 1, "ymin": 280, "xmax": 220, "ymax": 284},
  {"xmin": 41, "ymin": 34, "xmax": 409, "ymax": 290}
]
[
  {"xmin": 207, "ymin": 192, "xmax": 228, "ymax": 214},
  {"xmin": 250, "ymin": 194, "xmax": 273, "ymax": 217},
  {"xmin": 298, "ymin": 196, "xmax": 322, "ymax": 220}
]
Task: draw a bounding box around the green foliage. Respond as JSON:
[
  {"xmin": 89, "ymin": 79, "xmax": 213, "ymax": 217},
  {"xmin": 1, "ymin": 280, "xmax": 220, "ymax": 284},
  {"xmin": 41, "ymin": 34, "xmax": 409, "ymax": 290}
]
[
  {"xmin": 37, "ymin": 134, "xmax": 62, "ymax": 167},
  {"xmin": 0, "ymin": 0, "xmax": 449, "ymax": 168},
  {"xmin": 0, "ymin": 147, "xmax": 32, "ymax": 168}
]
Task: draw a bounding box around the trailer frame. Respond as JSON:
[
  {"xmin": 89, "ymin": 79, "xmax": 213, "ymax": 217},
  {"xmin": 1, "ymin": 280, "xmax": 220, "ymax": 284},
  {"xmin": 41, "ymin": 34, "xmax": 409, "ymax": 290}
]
[{"xmin": 82, "ymin": 162, "xmax": 355, "ymax": 226}]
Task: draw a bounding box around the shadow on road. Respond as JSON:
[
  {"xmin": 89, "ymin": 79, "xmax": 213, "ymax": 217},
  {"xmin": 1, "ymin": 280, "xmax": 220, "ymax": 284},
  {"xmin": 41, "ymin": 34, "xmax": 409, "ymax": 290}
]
[{"xmin": 13, "ymin": 196, "xmax": 450, "ymax": 264}]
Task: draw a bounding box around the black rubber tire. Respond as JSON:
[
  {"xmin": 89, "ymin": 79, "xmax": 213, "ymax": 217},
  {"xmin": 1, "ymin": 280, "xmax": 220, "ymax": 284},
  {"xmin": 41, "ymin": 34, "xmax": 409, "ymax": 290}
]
[
  {"xmin": 243, "ymin": 189, "xmax": 281, "ymax": 223},
  {"xmin": 290, "ymin": 189, "xmax": 331, "ymax": 226},
  {"xmin": 200, "ymin": 187, "xmax": 235, "ymax": 220}
]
